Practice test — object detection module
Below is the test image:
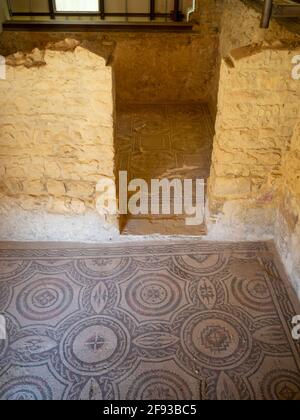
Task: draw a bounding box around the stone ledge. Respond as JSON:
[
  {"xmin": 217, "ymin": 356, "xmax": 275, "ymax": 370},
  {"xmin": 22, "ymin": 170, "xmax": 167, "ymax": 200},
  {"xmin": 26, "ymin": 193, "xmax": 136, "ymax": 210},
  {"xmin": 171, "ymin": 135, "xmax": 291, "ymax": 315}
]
[
  {"xmin": 4, "ymin": 38, "xmax": 115, "ymax": 67},
  {"xmin": 224, "ymin": 40, "xmax": 300, "ymax": 68}
]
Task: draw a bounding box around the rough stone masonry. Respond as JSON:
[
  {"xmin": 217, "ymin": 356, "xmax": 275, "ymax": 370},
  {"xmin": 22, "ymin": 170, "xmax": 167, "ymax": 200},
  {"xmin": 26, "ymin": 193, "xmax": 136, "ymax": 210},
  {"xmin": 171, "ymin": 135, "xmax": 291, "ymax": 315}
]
[
  {"xmin": 0, "ymin": 0, "xmax": 299, "ymax": 298},
  {"xmin": 0, "ymin": 39, "xmax": 118, "ymax": 241},
  {"xmin": 208, "ymin": 0, "xmax": 300, "ymax": 298}
]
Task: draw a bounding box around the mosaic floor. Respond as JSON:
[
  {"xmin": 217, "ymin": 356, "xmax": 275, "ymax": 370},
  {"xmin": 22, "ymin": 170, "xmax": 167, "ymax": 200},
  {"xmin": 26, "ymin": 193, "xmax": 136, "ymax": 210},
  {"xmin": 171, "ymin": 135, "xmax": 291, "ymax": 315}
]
[
  {"xmin": 0, "ymin": 241, "xmax": 300, "ymax": 400},
  {"xmin": 116, "ymin": 104, "xmax": 214, "ymax": 235}
]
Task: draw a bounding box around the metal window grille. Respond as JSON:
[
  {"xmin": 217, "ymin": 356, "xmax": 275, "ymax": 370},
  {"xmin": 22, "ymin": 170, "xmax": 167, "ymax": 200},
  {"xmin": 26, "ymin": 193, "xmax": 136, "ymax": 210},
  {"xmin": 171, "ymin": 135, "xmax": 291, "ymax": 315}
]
[{"xmin": 7, "ymin": 0, "xmax": 187, "ymax": 22}]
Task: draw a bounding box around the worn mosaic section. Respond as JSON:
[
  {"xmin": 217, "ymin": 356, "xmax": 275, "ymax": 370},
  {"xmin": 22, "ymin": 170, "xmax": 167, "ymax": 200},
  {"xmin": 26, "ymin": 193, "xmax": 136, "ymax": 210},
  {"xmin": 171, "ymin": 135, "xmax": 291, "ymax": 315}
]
[
  {"xmin": 0, "ymin": 40, "xmax": 118, "ymax": 231},
  {"xmin": 116, "ymin": 103, "xmax": 214, "ymax": 235},
  {"xmin": 0, "ymin": 241, "xmax": 299, "ymax": 400}
]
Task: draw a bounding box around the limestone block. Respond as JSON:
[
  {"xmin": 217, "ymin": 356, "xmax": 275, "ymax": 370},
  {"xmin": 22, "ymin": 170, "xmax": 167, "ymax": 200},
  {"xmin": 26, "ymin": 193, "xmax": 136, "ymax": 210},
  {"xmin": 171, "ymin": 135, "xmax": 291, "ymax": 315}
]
[
  {"xmin": 0, "ymin": 40, "xmax": 116, "ymax": 224},
  {"xmin": 69, "ymin": 198, "xmax": 86, "ymax": 215},
  {"xmin": 212, "ymin": 177, "xmax": 251, "ymax": 198},
  {"xmin": 22, "ymin": 180, "xmax": 46, "ymax": 196},
  {"xmin": 47, "ymin": 180, "xmax": 66, "ymax": 196},
  {"xmin": 213, "ymin": 163, "xmax": 250, "ymax": 178},
  {"xmin": 65, "ymin": 181, "xmax": 95, "ymax": 199},
  {"xmin": 46, "ymin": 197, "xmax": 69, "ymax": 214},
  {"xmin": 45, "ymin": 162, "xmax": 62, "ymax": 179},
  {"xmin": 3, "ymin": 178, "xmax": 23, "ymax": 195}
]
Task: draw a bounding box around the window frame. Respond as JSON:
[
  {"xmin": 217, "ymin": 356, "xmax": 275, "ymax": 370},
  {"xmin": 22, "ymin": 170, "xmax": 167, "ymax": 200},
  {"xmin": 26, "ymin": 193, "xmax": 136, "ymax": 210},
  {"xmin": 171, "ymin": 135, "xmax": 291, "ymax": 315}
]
[
  {"xmin": 6, "ymin": 0, "xmax": 185, "ymax": 22},
  {"xmin": 55, "ymin": 0, "xmax": 100, "ymax": 13}
]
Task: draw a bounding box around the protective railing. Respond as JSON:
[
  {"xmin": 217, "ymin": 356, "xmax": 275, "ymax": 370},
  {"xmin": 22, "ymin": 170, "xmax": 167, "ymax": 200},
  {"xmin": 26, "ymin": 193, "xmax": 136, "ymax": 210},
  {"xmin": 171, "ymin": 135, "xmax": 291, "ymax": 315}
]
[{"xmin": 260, "ymin": 0, "xmax": 300, "ymax": 28}]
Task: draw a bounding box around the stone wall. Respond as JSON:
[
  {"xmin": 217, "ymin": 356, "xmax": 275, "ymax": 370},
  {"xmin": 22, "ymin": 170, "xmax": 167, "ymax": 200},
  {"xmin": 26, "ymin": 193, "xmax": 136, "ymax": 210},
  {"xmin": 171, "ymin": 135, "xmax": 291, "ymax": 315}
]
[
  {"xmin": 276, "ymin": 117, "xmax": 300, "ymax": 296},
  {"xmin": 210, "ymin": 0, "xmax": 300, "ymax": 117},
  {"xmin": 0, "ymin": 39, "xmax": 119, "ymax": 241},
  {"xmin": 219, "ymin": 0, "xmax": 300, "ymax": 57},
  {"xmin": 192, "ymin": 0, "xmax": 222, "ymax": 116},
  {"xmin": 0, "ymin": 30, "xmax": 219, "ymax": 105},
  {"xmin": 0, "ymin": 0, "xmax": 221, "ymax": 241},
  {"xmin": 0, "ymin": 0, "xmax": 299, "ymax": 297},
  {"xmin": 0, "ymin": 0, "xmax": 220, "ymax": 106},
  {"xmin": 208, "ymin": 0, "xmax": 300, "ymax": 297},
  {"xmin": 113, "ymin": 29, "xmax": 218, "ymax": 105},
  {"xmin": 209, "ymin": 45, "xmax": 300, "ymax": 237}
]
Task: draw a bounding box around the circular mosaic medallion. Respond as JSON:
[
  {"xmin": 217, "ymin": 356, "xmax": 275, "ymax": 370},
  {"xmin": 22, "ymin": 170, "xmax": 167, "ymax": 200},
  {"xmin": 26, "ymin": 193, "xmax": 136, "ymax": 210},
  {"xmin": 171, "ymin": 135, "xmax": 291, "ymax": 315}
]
[
  {"xmin": 262, "ymin": 370, "xmax": 300, "ymax": 400},
  {"xmin": 0, "ymin": 376, "xmax": 52, "ymax": 400},
  {"xmin": 181, "ymin": 310, "xmax": 252, "ymax": 370},
  {"xmin": 127, "ymin": 370, "xmax": 193, "ymax": 400},
  {"xmin": 75, "ymin": 258, "xmax": 131, "ymax": 279},
  {"xmin": 125, "ymin": 274, "xmax": 182, "ymax": 317},
  {"xmin": 17, "ymin": 278, "xmax": 73, "ymax": 321},
  {"xmin": 61, "ymin": 316, "xmax": 130, "ymax": 376},
  {"xmin": 232, "ymin": 276, "xmax": 274, "ymax": 313}
]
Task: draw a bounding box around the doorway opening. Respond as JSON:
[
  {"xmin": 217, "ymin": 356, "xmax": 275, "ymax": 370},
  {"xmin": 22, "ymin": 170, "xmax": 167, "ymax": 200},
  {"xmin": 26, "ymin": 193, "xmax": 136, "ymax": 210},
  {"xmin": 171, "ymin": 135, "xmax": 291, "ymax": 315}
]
[{"xmin": 116, "ymin": 102, "xmax": 214, "ymax": 235}]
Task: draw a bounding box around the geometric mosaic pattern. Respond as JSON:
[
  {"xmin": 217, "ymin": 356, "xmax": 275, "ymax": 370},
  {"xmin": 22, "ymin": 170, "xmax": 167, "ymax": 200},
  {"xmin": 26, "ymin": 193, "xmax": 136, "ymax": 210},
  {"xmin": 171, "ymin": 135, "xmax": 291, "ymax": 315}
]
[
  {"xmin": 116, "ymin": 104, "xmax": 214, "ymax": 235},
  {"xmin": 0, "ymin": 241, "xmax": 300, "ymax": 400}
]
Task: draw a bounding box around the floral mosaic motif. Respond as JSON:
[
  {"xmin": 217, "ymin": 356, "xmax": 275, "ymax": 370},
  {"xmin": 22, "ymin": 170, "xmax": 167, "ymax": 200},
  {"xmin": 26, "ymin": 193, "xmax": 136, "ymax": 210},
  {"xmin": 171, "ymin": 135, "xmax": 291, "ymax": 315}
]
[
  {"xmin": 90, "ymin": 282, "xmax": 109, "ymax": 314},
  {"xmin": 197, "ymin": 278, "xmax": 217, "ymax": 309},
  {"xmin": 201, "ymin": 325, "xmax": 232, "ymax": 354},
  {"xmin": 0, "ymin": 241, "xmax": 300, "ymax": 400}
]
